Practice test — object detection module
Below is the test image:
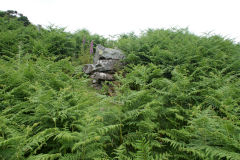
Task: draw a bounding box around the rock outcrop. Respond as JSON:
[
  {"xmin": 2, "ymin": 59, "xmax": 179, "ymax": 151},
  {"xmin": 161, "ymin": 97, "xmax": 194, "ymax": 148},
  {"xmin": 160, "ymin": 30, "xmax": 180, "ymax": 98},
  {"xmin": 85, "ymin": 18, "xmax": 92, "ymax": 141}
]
[{"xmin": 83, "ymin": 44, "xmax": 125, "ymax": 88}]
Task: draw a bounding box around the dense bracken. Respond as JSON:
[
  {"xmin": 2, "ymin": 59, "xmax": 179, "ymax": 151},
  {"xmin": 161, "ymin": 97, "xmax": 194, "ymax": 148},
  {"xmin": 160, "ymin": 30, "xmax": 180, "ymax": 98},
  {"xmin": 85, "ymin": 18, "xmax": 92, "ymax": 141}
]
[{"xmin": 0, "ymin": 10, "xmax": 240, "ymax": 160}]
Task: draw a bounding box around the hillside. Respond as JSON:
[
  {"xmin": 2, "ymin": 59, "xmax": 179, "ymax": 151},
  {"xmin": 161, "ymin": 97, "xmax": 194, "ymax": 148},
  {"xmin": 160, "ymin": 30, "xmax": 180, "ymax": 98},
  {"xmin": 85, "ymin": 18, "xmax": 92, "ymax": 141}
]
[{"xmin": 0, "ymin": 10, "xmax": 240, "ymax": 160}]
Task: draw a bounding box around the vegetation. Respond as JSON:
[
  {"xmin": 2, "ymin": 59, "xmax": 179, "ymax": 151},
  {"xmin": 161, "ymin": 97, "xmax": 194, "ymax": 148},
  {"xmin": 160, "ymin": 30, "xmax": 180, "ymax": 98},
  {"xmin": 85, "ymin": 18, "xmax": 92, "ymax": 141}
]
[{"xmin": 0, "ymin": 10, "xmax": 240, "ymax": 160}]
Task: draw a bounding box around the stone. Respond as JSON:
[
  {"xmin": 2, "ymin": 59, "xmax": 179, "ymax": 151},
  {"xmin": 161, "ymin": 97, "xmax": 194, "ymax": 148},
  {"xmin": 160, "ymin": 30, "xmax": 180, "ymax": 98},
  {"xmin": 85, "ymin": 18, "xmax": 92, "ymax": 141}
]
[
  {"xmin": 83, "ymin": 60, "xmax": 122, "ymax": 74},
  {"xmin": 92, "ymin": 79, "xmax": 98, "ymax": 84},
  {"xmin": 95, "ymin": 59, "xmax": 121, "ymax": 72},
  {"xmin": 82, "ymin": 64, "xmax": 95, "ymax": 74},
  {"xmin": 90, "ymin": 72, "xmax": 115, "ymax": 81},
  {"xmin": 82, "ymin": 44, "xmax": 125, "ymax": 90},
  {"xmin": 93, "ymin": 44, "xmax": 125, "ymax": 64}
]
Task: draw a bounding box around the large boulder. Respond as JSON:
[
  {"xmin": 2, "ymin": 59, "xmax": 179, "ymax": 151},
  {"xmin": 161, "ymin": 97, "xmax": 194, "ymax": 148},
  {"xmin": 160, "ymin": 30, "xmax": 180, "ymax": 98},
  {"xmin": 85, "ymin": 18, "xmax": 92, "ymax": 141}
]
[
  {"xmin": 82, "ymin": 59, "xmax": 122, "ymax": 74},
  {"xmin": 90, "ymin": 72, "xmax": 115, "ymax": 81},
  {"xmin": 93, "ymin": 44, "xmax": 125, "ymax": 64},
  {"xmin": 83, "ymin": 44, "xmax": 125, "ymax": 89}
]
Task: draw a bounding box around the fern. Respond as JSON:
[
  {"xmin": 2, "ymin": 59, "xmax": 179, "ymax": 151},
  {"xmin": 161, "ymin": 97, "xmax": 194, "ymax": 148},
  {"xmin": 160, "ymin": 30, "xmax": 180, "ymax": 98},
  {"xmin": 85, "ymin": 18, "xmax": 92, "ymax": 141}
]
[{"xmin": 1, "ymin": 17, "xmax": 240, "ymax": 159}]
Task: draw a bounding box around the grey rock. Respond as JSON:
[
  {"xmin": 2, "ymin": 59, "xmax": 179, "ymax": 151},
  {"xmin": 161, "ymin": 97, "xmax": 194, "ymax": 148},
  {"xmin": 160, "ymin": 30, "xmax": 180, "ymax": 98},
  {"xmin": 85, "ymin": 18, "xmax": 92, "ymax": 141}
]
[
  {"xmin": 82, "ymin": 44, "xmax": 125, "ymax": 89},
  {"xmin": 93, "ymin": 44, "xmax": 125, "ymax": 64},
  {"xmin": 90, "ymin": 72, "xmax": 115, "ymax": 81},
  {"xmin": 92, "ymin": 79, "xmax": 98, "ymax": 84},
  {"xmin": 83, "ymin": 60, "xmax": 120, "ymax": 74},
  {"xmin": 82, "ymin": 64, "xmax": 95, "ymax": 74},
  {"xmin": 83, "ymin": 45, "xmax": 125, "ymax": 75},
  {"xmin": 96, "ymin": 59, "xmax": 123, "ymax": 72}
]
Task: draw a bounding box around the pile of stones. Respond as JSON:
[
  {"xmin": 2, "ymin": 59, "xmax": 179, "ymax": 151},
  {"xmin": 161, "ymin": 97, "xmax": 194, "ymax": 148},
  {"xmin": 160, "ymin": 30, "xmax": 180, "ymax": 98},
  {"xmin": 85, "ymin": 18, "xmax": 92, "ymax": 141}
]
[{"xmin": 82, "ymin": 44, "xmax": 125, "ymax": 89}]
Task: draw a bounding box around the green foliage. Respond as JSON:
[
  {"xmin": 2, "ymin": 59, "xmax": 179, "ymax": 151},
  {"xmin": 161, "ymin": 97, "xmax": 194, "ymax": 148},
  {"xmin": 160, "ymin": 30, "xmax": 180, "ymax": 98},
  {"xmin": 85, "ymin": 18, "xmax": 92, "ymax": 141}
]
[
  {"xmin": 0, "ymin": 10, "xmax": 30, "ymax": 26},
  {"xmin": 0, "ymin": 56, "xmax": 121, "ymax": 159},
  {"xmin": 0, "ymin": 12, "xmax": 107, "ymax": 62},
  {"xmin": 0, "ymin": 10, "xmax": 240, "ymax": 159},
  {"xmin": 72, "ymin": 29, "xmax": 108, "ymax": 64},
  {"xmin": 112, "ymin": 28, "xmax": 240, "ymax": 159}
]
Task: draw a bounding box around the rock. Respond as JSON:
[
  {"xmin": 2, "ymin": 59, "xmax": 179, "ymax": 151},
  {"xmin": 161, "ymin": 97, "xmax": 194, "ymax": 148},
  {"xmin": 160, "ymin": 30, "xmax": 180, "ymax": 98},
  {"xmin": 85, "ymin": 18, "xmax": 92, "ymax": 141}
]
[
  {"xmin": 82, "ymin": 64, "xmax": 95, "ymax": 74},
  {"xmin": 92, "ymin": 79, "xmax": 98, "ymax": 84},
  {"xmin": 83, "ymin": 60, "xmax": 122, "ymax": 74},
  {"xmin": 90, "ymin": 72, "xmax": 115, "ymax": 81},
  {"xmin": 95, "ymin": 59, "xmax": 121, "ymax": 72},
  {"xmin": 82, "ymin": 44, "xmax": 125, "ymax": 90},
  {"xmin": 93, "ymin": 44, "xmax": 125, "ymax": 64}
]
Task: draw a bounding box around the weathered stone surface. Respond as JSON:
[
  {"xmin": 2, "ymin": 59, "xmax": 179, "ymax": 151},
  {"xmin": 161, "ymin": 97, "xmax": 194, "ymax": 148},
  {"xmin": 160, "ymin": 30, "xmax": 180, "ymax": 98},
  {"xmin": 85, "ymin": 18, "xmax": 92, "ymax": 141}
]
[
  {"xmin": 83, "ymin": 60, "xmax": 122, "ymax": 74},
  {"xmin": 83, "ymin": 44, "xmax": 125, "ymax": 89},
  {"xmin": 95, "ymin": 59, "xmax": 122, "ymax": 72},
  {"xmin": 82, "ymin": 64, "xmax": 95, "ymax": 74},
  {"xmin": 90, "ymin": 72, "xmax": 115, "ymax": 81},
  {"xmin": 93, "ymin": 44, "xmax": 125, "ymax": 64}
]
